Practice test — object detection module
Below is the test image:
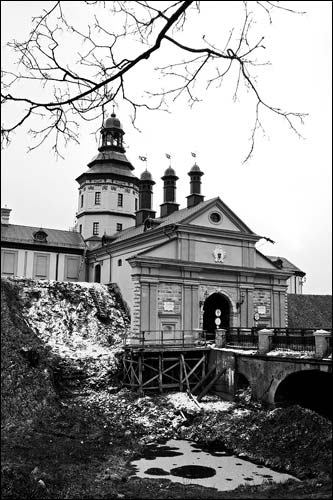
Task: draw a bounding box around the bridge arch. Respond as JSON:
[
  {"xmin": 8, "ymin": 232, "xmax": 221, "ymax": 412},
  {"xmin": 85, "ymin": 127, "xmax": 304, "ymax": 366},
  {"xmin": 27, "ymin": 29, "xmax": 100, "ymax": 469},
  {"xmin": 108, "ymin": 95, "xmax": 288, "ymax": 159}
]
[{"xmin": 274, "ymin": 369, "xmax": 332, "ymax": 419}]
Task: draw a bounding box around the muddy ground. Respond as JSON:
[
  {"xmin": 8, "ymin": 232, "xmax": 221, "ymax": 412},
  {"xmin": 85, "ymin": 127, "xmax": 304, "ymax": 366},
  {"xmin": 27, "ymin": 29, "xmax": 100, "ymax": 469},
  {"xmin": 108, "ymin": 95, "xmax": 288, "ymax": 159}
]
[{"xmin": 1, "ymin": 278, "xmax": 332, "ymax": 499}]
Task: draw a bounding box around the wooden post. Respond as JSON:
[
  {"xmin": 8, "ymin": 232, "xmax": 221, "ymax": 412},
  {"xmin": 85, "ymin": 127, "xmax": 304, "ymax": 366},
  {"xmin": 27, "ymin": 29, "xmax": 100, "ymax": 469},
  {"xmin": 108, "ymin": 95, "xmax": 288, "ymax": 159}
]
[
  {"xmin": 159, "ymin": 353, "xmax": 163, "ymax": 393},
  {"xmin": 138, "ymin": 354, "xmax": 143, "ymax": 394},
  {"xmin": 180, "ymin": 354, "xmax": 190, "ymax": 392},
  {"xmin": 179, "ymin": 355, "xmax": 183, "ymax": 391}
]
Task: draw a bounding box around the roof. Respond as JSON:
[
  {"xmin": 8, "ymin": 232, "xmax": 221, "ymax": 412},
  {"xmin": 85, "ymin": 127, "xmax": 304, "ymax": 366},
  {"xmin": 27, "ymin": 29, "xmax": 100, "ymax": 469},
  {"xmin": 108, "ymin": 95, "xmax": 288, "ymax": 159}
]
[
  {"xmin": 106, "ymin": 196, "xmax": 254, "ymax": 247},
  {"xmin": 110, "ymin": 198, "xmax": 219, "ymax": 244},
  {"xmin": 288, "ymin": 294, "xmax": 332, "ymax": 328},
  {"xmin": 266, "ymin": 255, "xmax": 305, "ymax": 275},
  {"xmin": 1, "ymin": 224, "xmax": 85, "ymax": 250}
]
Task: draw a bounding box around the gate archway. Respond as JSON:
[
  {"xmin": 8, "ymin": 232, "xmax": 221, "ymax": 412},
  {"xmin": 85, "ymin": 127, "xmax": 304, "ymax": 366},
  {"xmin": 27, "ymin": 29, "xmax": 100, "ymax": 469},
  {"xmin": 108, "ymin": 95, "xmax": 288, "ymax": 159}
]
[{"xmin": 203, "ymin": 293, "xmax": 230, "ymax": 340}]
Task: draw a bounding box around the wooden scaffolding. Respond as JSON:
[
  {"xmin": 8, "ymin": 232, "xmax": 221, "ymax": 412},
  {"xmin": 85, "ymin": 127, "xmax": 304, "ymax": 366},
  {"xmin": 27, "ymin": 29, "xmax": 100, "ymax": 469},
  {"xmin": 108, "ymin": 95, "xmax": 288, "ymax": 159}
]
[{"xmin": 122, "ymin": 346, "xmax": 224, "ymax": 397}]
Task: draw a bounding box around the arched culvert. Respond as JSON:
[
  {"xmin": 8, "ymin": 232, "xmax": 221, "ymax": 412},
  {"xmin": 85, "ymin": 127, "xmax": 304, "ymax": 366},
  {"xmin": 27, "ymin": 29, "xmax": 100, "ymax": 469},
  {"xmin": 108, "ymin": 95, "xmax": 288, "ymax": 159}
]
[{"xmin": 274, "ymin": 370, "xmax": 332, "ymax": 420}]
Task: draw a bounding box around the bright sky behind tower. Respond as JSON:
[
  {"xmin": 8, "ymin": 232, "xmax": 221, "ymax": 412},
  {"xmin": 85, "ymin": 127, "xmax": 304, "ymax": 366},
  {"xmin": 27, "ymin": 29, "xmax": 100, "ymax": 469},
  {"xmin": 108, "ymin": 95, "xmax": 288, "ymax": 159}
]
[{"xmin": 1, "ymin": 1, "xmax": 332, "ymax": 294}]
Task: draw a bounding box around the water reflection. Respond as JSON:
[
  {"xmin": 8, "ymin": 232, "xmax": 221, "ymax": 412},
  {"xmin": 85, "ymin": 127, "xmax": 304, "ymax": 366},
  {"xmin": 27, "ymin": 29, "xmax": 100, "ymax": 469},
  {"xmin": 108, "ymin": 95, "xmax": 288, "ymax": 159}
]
[{"xmin": 130, "ymin": 439, "xmax": 298, "ymax": 491}]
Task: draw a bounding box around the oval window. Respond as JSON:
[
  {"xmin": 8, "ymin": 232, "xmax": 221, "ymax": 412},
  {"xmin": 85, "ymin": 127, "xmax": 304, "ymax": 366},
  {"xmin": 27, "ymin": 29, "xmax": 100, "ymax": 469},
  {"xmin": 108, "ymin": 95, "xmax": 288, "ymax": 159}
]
[{"xmin": 209, "ymin": 212, "xmax": 222, "ymax": 224}]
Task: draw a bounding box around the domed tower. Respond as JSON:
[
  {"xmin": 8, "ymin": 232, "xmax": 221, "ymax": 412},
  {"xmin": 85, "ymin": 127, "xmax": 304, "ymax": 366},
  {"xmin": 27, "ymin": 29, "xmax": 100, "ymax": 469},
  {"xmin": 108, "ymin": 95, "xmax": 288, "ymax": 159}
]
[
  {"xmin": 186, "ymin": 162, "xmax": 204, "ymax": 207},
  {"xmin": 136, "ymin": 169, "xmax": 156, "ymax": 226},
  {"xmin": 160, "ymin": 166, "xmax": 179, "ymax": 218},
  {"xmin": 75, "ymin": 112, "xmax": 139, "ymax": 241}
]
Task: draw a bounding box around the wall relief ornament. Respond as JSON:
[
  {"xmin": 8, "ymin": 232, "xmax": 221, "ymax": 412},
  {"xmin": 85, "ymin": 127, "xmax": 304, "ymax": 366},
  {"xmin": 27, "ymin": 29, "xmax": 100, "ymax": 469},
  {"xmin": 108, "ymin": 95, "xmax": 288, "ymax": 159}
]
[{"xmin": 213, "ymin": 246, "xmax": 226, "ymax": 263}]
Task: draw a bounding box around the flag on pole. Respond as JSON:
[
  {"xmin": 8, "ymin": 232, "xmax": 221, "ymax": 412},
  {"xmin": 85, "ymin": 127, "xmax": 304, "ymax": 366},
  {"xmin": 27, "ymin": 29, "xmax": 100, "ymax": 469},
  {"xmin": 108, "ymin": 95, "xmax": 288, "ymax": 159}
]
[
  {"xmin": 191, "ymin": 152, "xmax": 196, "ymax": 158},
  {"xmin": 165, "ymin": 153, "xmax": 171, "ymax": 159},
  {"xmin": 139, "ymin": 156, "xmax": 147, "ymax": 161}
]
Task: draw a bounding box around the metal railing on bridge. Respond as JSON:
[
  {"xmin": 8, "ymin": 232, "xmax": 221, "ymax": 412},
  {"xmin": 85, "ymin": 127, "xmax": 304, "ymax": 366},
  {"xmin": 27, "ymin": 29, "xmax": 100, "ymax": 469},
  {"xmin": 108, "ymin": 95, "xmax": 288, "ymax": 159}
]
[
  {"xmin": 123, "ymin": 328, "xmax": 332, "ymax": 353},
  {"xmin": 124, "ymin": 330, "xmax": 209, "ymax": 349},
  {"xmin": 225, "ymin": 328, "xmax": 259, "ymax": 348}
]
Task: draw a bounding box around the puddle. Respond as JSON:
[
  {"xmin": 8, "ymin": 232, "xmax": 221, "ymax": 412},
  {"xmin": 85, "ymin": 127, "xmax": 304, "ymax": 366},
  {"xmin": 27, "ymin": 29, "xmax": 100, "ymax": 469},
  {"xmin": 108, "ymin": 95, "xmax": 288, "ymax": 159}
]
[{"xmin": 130, "ymin": 439, "xmax": 299, "ymax": 491}]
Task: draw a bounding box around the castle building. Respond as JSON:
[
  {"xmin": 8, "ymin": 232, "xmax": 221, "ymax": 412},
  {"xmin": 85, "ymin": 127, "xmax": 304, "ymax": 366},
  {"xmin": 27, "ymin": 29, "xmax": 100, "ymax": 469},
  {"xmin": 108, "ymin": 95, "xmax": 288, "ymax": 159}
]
[{"xmin": 1, "ymin": 113, "xmax": 305, "ymax": 336}]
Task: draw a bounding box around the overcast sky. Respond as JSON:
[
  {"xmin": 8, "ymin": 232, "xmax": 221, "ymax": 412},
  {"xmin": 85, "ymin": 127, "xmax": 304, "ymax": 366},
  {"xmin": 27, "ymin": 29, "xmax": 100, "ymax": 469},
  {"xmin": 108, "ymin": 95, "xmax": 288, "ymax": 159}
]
[{"xmin": 1, "ymin": 1, "xmax": 332, "ymax": 294}]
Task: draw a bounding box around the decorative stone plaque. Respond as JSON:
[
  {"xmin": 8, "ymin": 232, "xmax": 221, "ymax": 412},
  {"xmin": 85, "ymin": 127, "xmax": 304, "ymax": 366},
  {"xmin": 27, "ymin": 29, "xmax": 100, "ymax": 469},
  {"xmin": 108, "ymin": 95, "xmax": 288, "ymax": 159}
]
[
  {"xmin": 213, "ymin": 246, "xmax": 226, "ymax": 263},
  {"xmin": 258, "ymin": 306, "xmax": 266, "ymax": 315},
  {"xmin": 163, "ymin": 301, "xmax": 174, "ymax": 312}
]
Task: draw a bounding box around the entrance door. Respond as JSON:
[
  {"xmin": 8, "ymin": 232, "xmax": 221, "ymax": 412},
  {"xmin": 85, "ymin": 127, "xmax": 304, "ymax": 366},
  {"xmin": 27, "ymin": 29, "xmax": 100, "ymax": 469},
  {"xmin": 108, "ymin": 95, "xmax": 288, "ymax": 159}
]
[
  {"xmin": 94, "ymin": 264, "xmax": 101, "ymax": 283},
  {"xmin": 203, "ymin": 293, "xmax": 230, "ymax": 340}
]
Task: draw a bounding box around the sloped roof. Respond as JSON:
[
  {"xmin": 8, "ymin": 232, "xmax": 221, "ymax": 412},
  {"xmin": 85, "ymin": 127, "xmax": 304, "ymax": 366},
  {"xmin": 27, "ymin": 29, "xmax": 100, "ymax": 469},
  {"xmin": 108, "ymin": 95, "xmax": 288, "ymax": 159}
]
[
  {"xmin": 111, "ymin": 197, "xmax": 255, "ymax": 245},
  {"xmin": 266, "ymin": 255, "xmax": 305, "ymax": 275},
  {"xmin": 1, "ymin": 224, "xmax": 85, "ymax": 249},
  {"xmin": 288, "ymin": 294, "xmax": 332, "ymax": 328}
]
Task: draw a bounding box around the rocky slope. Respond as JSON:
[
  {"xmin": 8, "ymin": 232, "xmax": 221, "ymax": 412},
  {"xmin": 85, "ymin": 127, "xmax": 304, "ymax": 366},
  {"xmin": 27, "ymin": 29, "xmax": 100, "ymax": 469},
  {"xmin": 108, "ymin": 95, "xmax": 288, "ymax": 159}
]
[{"xmin": 1, "ymin": 278, "xmax": 129, "ymax": 432}]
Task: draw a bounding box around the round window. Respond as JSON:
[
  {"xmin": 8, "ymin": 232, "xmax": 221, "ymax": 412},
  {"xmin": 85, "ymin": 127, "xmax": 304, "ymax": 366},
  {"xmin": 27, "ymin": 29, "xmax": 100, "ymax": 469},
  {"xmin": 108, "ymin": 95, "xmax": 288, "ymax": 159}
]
[{"xmin": 209, "ymin": 212, "xmax": 222, "ymax": 224}]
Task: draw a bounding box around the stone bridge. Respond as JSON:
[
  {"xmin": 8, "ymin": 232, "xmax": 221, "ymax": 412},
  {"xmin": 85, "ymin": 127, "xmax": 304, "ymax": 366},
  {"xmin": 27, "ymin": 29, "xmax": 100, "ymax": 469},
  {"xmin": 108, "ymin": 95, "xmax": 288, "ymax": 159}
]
[{"xmin": 210, "ymin": 349, "xmax": 331, "ymax": 417}]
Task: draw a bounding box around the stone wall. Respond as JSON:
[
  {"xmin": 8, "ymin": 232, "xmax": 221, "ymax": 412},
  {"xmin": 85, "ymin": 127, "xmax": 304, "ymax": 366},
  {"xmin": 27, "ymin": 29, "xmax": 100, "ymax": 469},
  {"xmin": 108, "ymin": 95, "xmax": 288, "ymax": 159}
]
[{"xmin": 157, "ymin": 283, "xmax": 182, "ymax": 315}]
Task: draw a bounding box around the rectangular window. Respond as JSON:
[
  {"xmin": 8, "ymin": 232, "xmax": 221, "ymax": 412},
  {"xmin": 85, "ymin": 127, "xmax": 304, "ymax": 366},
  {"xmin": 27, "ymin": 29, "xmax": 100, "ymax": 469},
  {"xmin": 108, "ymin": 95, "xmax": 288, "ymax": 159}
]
[
  {"xmin": 1, "ymin": 250, "xmax": 18, "ymax": 276},
  {"xmin": 117, "ymin": 193, "xmax": 123, "ymax": 207},
  {"xmin": 81, "ymin": 194, "xmax": 84, "ymax": 208},
  {"xmin": 135, "ymin": 198, "xmax": 138, "ymax": 211},
  {"xmin": 95, "ymin": 192, "xmax": 101, "ymax": 205},
  {"xmin": 79, "ymin": 224, "xmax": 82, "ymax": 234},
  {"xmin": 93, "ymin": 222, "xmax": 99, "ymax": 235},
  {"xmin": 65, "ymin": 256, "xmax": 80, "ymax": 281},
  {"xmin": 33, "ymin": 253, "xmax": 49, "ymax": 279},
  {"xmin": 116, "ymin": 223, "xmax": 123, "ymax": 232}
]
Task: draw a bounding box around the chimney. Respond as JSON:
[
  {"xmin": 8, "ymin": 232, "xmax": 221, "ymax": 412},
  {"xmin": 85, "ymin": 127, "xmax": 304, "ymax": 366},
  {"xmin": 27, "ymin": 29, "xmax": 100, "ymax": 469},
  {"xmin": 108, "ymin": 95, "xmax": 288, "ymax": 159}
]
[
  {"xmin": 1, "ymin": 207, "xmax": 12, "ymax": 225},
  {"xmin": 186, "ymin": 163, "xmax": 204, "ymax": 208},
  {"xmin": 160, "ymin": 166, "xmax": 179, "ymax": 218},
  {"xmin": 136, "ymin": 170, "xmax": 156, "ymax": 226}
]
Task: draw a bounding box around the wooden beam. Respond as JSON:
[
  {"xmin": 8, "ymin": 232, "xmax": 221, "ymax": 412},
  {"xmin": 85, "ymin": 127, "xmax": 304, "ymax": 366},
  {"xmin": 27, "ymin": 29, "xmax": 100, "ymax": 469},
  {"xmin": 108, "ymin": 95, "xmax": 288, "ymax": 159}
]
[
  {"xmin": 159, "ymin": 353, "xmax": 163, "ymax": 393},
  {"xmin": 197, "ymin": 368, "xmax": 227, "ymax": 402},
  {"xmin": 180, "ymin": 354, "xmax": 191, "ymax": 393},
  {"xmin": 191, "ymin": 365, "xmax": 216, "ymax": 394},
  {"xmin": 182, "ymin": 355, "xmax": 205, "ymax": 384}
]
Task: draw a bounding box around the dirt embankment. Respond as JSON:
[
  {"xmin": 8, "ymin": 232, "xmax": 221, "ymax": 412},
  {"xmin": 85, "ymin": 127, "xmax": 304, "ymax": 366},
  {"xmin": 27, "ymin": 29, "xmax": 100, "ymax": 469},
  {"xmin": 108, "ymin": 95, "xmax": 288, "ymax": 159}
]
[{"xmin": 1, "ymin": 277, "xmax": 332, "ymax": 499}]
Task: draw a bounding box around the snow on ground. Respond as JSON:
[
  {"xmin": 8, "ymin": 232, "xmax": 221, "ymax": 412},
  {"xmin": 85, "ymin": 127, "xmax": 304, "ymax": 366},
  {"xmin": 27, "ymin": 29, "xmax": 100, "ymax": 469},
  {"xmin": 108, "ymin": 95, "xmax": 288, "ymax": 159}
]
[
  {"xmin": 266, "ymin": 349, "xmax": 316, "ymax": 359},
  {"xmin": 213, "ymin": 347, "xmax": 258, "ymax": 355},
  {"xmin": 166, "ymin": 392, "xmax": 233, "ymax": 413}
]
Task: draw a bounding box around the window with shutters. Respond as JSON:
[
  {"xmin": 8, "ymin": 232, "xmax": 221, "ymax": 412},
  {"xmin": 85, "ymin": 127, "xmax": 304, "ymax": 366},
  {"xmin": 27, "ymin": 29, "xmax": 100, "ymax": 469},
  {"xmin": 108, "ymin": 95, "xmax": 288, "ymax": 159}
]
[
  {"xmin": 33, "ymin": 253, "xmax": 49, "ymax": 279},
  {"xmin": 1, "ymin": 250, "xmax": 18, "ymax": 276}
]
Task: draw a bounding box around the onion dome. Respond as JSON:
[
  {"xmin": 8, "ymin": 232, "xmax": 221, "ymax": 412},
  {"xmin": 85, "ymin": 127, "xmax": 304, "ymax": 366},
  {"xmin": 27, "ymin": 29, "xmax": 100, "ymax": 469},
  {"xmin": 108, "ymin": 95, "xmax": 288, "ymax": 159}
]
[
  {"xmin": 188, "ymin": 162, "xmax": 203, "ymax": 174},
  {"xmin": 104, "ymin": 112, "xmax": 122, "ymax": 130},
  {"xmin": 163, "ymin": 166, "xmax": 177, "ymax": 177},
  {"xmin": 140, "ymin": 169, "xmax": 153, "ymax": 181}
]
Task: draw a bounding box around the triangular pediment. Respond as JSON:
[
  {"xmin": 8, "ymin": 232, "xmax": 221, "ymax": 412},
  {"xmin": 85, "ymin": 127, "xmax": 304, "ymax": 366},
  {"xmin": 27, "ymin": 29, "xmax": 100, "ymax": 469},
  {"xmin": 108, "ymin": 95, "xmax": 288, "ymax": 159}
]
[{"xmin": 181, "ymin": 198, "xmax": 255, "ymax": 234}]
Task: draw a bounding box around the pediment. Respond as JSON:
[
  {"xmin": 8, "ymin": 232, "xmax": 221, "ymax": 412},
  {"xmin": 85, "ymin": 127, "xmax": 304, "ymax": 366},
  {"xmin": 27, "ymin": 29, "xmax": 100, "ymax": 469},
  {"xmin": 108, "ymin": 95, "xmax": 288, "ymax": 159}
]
[{"xmin": 182, "ymin": 198, "xmax": 255, "ymax": 234}]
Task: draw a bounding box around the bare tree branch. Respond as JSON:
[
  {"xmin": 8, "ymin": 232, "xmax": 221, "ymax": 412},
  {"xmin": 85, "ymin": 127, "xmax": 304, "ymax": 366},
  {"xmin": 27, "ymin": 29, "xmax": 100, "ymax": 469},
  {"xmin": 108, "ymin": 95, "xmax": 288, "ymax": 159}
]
[{"xmin": 1, "ymin": 1, "xmax": 307, "ymax": 161}]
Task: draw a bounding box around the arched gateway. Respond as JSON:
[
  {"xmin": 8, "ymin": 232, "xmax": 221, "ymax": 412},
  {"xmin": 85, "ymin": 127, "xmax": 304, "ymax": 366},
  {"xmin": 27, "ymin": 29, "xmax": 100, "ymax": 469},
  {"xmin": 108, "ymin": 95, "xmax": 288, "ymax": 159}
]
[{"xmin": 203, "ymin": 292, "xmax": 230, "ymax": 340}]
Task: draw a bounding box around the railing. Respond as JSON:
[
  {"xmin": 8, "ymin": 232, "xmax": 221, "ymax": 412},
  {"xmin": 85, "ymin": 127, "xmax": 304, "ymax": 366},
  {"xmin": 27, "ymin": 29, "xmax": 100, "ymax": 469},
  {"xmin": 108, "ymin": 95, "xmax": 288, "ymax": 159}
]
[
  {"xmin": 225, "ymin": 328, "xmax": 258, "ymax": 348},
  {"xmin": 271, "ymin": 334, "xmax": 316, "ymax": 352},
  {"xmin": 124, "ymin": 330, "xmax": 208, "ymax": 348},
  {"xmin": 272, "ymin": 328, "xmax": 332, "ymax": 336}
]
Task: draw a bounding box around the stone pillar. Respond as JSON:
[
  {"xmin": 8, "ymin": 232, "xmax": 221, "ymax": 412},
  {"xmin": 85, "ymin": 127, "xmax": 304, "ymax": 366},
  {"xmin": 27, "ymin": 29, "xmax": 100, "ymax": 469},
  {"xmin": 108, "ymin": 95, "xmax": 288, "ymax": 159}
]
[
  {"xmin": 314, "ymin": 330, "xmax": 331, "ymax": 358},
  {"xmin": 215, "ymin": 329, "xmax": 227, "ymax": 347},
  {"xmin": 258, "ymin": 329, "xmax": 274, "ymax": 354}
]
